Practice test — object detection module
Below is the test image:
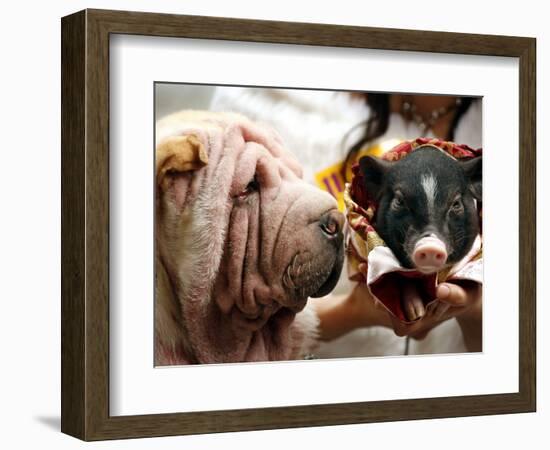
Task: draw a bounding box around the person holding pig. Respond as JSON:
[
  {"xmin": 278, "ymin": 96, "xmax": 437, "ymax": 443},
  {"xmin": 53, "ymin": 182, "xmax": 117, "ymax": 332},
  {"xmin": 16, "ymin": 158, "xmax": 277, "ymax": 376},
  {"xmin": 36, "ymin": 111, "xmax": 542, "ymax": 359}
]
[
  {"xmin": 210, "ymin": 88, "xmax": 482, "ymax": 356},
  {"xmin": 315, "ymin": 93, "xmax": 483, "ymax": 355}
]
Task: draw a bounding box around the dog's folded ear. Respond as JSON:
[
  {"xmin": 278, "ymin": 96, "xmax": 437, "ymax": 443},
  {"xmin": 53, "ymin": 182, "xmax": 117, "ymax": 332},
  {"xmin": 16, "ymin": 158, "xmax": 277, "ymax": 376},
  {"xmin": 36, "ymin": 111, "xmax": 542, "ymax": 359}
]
[{"xmin": 156, "ymin": 134, "xmax": 208, "ymax": 192}]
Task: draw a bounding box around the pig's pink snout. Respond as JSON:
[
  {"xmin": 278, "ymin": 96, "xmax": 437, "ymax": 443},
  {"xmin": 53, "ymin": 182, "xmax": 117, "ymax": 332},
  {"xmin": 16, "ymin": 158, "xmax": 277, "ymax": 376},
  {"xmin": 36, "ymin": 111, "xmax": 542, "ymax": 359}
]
[{"xmin": 412, "ymin": 237, "xmax": 447, "ymax": 273}]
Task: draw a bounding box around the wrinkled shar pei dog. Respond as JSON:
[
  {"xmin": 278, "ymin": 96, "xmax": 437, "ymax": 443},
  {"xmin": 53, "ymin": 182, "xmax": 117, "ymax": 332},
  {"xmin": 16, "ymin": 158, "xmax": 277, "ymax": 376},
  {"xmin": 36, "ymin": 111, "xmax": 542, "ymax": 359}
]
[{"xmin": 155, "ymin": 111, "xmax": 344, "ymax": 365}]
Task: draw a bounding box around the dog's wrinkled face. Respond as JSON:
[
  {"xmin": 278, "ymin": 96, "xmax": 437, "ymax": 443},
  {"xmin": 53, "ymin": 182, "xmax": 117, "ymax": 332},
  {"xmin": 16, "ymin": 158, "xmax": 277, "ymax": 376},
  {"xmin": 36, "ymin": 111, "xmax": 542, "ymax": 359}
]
[
  {"xmin": 214, "ymin": 151, "xmax": 345, "ymax": 323},
  {"xmin": 155, "ymin": 111, "xmax": 344, "ymax": 362}
]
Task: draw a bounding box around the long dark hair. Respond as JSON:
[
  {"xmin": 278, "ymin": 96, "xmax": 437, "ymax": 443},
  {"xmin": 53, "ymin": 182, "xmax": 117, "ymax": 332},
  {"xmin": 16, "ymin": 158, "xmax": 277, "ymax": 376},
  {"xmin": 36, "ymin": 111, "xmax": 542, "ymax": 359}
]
[{"xmin": 342, "ymin": 94, "xmax": 474, "ymax": 181}]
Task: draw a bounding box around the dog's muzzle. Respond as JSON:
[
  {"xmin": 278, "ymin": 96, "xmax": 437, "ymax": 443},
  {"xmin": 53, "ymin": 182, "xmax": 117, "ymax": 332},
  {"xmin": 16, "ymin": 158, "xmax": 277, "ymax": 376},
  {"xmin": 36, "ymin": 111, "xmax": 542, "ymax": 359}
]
[{"xmin": 283, "ymin": 209, "xmax": 345, "ymax": 301}]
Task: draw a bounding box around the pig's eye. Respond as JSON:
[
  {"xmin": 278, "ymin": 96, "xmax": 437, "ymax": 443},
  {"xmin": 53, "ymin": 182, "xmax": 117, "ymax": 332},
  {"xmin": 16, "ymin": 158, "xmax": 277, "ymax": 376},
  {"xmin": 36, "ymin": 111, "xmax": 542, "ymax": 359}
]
[
  {"xmin": 391, "ymin": 193, "xmax": 405, "ymax": 210},
  {"xmin": 450, "ymin": 198, "xmax": 463, "ymax": 213},
  {"xmin": 236, "ymin": 176, "xmax": 259, "ymax": 200}
]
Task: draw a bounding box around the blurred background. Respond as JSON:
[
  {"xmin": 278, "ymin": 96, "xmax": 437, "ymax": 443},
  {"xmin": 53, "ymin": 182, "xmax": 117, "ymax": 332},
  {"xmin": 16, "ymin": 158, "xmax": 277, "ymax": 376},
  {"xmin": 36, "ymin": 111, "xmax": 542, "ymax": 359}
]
[{"xmin": 156, "ymin": 83, "xmax": 216, "ymax": 118}]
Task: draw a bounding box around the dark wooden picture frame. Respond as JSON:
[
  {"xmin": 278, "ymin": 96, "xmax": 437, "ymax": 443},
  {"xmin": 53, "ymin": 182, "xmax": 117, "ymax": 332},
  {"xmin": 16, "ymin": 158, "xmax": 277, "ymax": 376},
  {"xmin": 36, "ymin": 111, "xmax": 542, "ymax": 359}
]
[{"xmin": 61, "ymin": 9, "xmax": 536, "ymax": 441}]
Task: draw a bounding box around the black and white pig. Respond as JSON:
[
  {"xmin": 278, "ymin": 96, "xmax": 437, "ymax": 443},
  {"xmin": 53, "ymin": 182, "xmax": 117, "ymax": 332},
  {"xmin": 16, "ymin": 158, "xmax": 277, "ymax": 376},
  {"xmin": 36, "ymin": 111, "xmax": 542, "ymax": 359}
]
[{"xmin": 358, "ymin": 145, "xmax": 482, "ymax": 320}]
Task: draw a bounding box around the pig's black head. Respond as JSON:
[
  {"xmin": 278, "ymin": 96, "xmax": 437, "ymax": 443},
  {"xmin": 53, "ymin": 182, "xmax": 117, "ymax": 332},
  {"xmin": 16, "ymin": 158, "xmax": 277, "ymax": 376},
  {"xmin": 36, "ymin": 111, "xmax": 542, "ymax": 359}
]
[{"xmin": 358, "ymin": 146, "xmax": 482, "ymax": 273}]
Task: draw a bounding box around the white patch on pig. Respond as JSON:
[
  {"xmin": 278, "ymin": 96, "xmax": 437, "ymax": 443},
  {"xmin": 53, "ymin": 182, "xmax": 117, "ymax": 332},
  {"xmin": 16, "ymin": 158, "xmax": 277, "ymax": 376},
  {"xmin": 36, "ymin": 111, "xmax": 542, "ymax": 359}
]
[{"xmin": 421, "ymin": 172, "xmax": 438, "ymax": 216}]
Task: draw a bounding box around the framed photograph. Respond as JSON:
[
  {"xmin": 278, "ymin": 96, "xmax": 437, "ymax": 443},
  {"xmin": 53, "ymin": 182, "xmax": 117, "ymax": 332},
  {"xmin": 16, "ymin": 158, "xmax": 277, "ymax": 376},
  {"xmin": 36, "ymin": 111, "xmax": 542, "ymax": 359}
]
[{"xmin": 61, "ymin": 9, "xmax": 536, "ymax": 441}]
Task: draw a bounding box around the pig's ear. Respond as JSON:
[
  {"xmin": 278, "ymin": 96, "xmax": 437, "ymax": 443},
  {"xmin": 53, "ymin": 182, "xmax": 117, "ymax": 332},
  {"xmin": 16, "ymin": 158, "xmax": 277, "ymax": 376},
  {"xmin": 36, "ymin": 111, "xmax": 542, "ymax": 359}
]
[
  {"xmin": 156, "ymin": 134, "xmax": 208, "ymax": 207},
  {"xmin": 358, "ymin": 156, "xmax": 392, "ymax": 199},
  {"xmin": 460, "ymin": 156, "xmax": 482, "ymax": 201}
]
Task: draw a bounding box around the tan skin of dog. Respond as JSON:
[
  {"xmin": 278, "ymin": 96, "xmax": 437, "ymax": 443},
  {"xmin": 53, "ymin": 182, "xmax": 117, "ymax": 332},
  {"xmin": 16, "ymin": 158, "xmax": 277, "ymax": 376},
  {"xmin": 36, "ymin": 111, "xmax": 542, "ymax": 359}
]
[{"xmin": 313, "ymin": 94, "xmax": 483, "ymax": 352}]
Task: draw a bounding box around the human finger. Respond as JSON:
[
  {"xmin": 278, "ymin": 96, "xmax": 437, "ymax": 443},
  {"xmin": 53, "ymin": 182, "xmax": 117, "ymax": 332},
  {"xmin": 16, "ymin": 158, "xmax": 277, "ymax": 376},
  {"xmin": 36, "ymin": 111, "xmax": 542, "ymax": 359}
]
[{"xmin": 436, "ymin": 282, "xmax": 468, "ymax": 306}]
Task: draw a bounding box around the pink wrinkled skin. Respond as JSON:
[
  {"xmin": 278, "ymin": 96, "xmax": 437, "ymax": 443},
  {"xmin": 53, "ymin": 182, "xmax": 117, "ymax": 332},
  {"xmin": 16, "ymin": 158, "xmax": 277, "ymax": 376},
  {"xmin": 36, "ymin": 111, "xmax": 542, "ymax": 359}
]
[{"xmin": 155, "ymin": 111, "xmax": 341, "ymax": 365}]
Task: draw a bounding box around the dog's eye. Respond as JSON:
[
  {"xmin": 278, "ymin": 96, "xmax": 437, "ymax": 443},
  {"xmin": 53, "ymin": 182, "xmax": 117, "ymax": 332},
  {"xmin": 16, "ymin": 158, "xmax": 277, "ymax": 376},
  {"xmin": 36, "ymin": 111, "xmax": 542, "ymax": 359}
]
[{"xmin": 236, "ymin": 176, "xmax": 259, "ymax": 199}]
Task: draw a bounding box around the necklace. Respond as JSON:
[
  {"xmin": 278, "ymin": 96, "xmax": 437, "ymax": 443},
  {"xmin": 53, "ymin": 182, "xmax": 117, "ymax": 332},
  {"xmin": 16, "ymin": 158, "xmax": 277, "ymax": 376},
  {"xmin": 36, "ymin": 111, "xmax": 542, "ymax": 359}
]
[{"xmin": 401, "ymin": 97, "xmax": 462, "ymax": 134}]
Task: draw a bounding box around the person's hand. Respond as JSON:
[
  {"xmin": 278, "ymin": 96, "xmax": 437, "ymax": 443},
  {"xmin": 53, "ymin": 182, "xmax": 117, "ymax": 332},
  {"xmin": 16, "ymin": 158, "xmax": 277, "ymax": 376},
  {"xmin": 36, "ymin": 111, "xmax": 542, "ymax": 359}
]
[
  {"xmin": 386, "ymin": 281, "xmax": 482, "ymax": 342},
  {"xmin": 313, "ymin": 268, "xmax": 481, "ymax": 351},
  {"xmin": 355, "ymin": 263, "xmax": 482, "ymax": 350}
]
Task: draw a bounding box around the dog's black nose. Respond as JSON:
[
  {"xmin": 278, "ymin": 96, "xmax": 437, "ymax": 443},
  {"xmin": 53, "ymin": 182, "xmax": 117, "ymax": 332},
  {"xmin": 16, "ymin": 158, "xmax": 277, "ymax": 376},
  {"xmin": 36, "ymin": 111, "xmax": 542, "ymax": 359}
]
[{"xmin": 319, "ymin": 210, "xmax": 344, "ymax": 238}]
